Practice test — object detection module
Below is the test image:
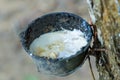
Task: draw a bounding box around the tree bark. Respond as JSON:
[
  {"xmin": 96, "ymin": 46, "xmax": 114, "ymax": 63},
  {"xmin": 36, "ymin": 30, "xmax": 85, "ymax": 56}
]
[{"xmin": 87, "ymin": 0, "xmax": 120, "ymax": 80}]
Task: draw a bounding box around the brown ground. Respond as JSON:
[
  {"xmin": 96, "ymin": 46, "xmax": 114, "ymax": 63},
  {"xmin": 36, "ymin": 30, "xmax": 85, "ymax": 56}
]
[{"xmin": 0, "ymin": 0, "xmax": 98, "ymax": 80}]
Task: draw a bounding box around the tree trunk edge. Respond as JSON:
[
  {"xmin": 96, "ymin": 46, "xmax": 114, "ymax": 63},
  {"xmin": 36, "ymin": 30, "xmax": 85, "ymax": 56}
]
[{"xmin": 87, "ymin": 0, "xmax": 120, "ymax": 80}]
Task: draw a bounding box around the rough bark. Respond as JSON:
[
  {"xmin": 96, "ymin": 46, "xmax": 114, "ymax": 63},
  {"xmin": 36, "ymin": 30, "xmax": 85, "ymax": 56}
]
[{"xmin": 87, "ymin": 0, "xmax": 120, "ymax": 80}]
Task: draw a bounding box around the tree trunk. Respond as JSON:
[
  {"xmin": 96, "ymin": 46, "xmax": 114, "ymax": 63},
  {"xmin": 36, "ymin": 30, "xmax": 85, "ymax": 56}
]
[{"xmin": 87, "ymin": 0, "xmax": 120, "ymax": 80}]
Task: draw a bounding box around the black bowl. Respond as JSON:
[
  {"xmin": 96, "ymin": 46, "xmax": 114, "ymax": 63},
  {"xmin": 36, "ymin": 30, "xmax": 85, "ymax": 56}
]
[{"xmin": 19, "ymin": 12, "xmax": 92, "ymax": 76}]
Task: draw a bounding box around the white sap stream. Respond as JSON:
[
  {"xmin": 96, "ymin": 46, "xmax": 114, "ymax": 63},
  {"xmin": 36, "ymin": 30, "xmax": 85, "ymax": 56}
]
[{"xmin": 30, "ymin": 29, "xmax": 88, "ymax": 59}]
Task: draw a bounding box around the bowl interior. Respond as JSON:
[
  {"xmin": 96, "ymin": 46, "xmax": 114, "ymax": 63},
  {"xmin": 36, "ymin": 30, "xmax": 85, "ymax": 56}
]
[{"xmin": 20, "ymin": 12, "xmax": 92, "ymax": 59}]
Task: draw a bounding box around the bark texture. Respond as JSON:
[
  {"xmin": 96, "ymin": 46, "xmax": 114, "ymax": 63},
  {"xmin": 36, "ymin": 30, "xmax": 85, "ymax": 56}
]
[{"xmin": 87, "ymin": 0, "xmax": 120, "ymax": 80}]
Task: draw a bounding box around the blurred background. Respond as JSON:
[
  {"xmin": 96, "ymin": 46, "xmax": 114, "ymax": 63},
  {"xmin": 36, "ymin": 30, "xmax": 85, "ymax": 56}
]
[{"xmin": 0, "ymin": 0, "xmax": 99, "ymax": 80}]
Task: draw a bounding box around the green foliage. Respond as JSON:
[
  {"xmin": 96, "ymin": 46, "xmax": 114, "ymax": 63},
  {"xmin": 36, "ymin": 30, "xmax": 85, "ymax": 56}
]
[{"xmin": 23, "ymin": 74, "xmax": 39, "ymax": 80}]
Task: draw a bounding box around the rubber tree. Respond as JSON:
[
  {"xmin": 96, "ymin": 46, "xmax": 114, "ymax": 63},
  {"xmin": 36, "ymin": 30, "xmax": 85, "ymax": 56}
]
[{"xmin": 87, "ymin": 0, "xmax": 120, "ymax": 80}]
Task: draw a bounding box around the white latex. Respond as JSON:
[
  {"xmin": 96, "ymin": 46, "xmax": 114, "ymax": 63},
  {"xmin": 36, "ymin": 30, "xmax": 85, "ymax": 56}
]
[{"xmin": 30, "ymin": 29, "xmax": 88, "ymax": 59}]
